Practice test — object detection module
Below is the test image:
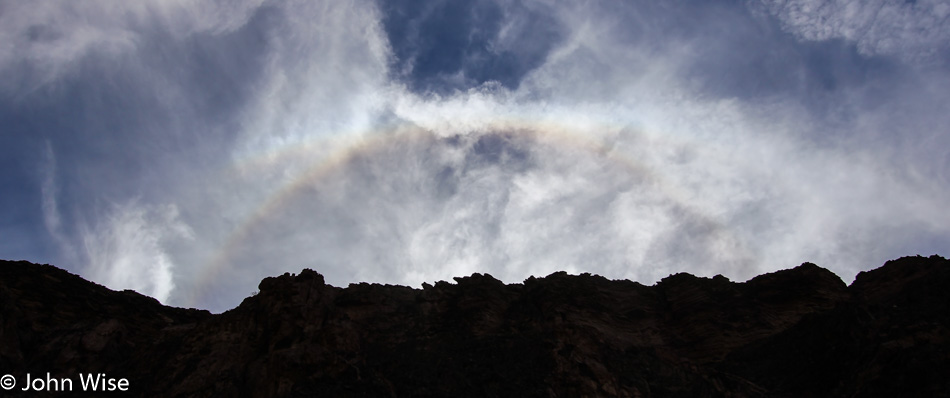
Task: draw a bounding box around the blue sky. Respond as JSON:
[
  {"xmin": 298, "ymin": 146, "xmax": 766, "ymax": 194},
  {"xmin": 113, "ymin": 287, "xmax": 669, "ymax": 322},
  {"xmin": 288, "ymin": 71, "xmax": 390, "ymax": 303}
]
[{"xmin": 1, "ymin": 0, "xmax": 948, "ymax": 312}]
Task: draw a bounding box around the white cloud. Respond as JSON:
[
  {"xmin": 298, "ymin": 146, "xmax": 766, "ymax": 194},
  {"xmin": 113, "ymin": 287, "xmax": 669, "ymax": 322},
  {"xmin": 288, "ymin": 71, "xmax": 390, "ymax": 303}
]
[
  {"xmin": 182, "ymin": 0, "xmax": 949, "ymax": 310},
  {"xmin": 0, "ymin": 0, "xmax": 268, "ymax": 93},
  {"xmin": 9, "ymin": 0, "xmax": 948, "ymax": 312},
  {"xmin": 80, "ymin": 202, "xmax": 193, "ymax": 303},
  {"xmin": 755, "ymin": 0, "xmax": 950, "ymax": 61}
]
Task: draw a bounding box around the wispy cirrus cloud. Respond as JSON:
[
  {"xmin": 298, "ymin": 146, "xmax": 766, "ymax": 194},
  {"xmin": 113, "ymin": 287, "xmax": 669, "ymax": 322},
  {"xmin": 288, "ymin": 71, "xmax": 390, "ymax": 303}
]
[{"xmin": 755, "ymin": 0, "xmax": 950, "ymax": 62}]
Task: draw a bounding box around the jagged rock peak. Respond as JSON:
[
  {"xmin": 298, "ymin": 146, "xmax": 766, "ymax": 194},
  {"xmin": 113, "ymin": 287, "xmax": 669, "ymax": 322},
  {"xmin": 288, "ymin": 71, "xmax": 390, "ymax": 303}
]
[{"xmin": 1, "ymin": 255, "xmax": 947, "ymax": 397}]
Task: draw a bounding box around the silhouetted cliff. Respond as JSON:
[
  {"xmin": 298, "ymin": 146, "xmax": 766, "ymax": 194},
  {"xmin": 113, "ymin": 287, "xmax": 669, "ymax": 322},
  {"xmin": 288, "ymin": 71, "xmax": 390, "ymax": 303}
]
[{"xmin": 1, "ymin": 256, "xmax": 948, "ymax": 397}]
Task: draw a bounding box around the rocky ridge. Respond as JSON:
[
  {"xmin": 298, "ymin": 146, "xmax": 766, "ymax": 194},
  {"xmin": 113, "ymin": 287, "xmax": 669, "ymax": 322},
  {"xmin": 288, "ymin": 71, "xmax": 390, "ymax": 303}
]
[{"xmin": 0, "ymin": 256, "xmax": 948, "ymax": 397}]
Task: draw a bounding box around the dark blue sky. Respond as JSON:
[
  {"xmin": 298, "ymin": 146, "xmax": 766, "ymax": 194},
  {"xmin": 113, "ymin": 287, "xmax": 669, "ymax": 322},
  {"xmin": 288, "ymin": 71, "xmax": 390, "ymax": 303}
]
[
  {"xmin": 380, "ymin": 0, "xmax": 564, "ymax": 93},
  {"xmin": 1, "ymin": 0, "xmax": 948, "ymax": 312}
]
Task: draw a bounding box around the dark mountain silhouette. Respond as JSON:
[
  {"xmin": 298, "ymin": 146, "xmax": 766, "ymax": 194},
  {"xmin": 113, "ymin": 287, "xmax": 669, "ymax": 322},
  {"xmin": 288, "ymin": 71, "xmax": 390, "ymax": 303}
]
[{"xmin": 1, "ymin": 255, "xmax": 948, "ymax": 397}]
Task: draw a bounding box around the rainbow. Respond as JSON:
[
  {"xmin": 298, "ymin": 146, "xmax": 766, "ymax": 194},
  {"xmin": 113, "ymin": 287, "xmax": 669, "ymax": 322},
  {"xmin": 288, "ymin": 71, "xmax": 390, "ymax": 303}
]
[{"xmin": 184, "ymin": 117, "xmax": 744, "ymax": 308}]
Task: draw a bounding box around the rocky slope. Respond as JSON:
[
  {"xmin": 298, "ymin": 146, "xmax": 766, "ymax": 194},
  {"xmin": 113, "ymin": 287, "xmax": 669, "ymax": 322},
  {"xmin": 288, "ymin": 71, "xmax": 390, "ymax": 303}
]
[{"xmin": 1, "ymin": 256, "xmax": 948, "ymax": 397}]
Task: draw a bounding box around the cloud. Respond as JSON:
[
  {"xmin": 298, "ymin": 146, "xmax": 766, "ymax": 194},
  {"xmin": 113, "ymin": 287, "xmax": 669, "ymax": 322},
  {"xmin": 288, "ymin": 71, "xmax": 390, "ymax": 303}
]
[
  {"xmin": 80, "ymin": 202, "xmax": 193, "ymax": 303},
  {"xmin": 754, "ymin": 0, "xmax": 950, "ymax": 62},
  {"xmin": 0, "ymin": 0, "xmax": 269, "ymax": 94},
  {"xmin": 1, "ymin": 0, "xmax": 947, "ymax": 312},
  {"xmin": 40, "ymin": 141, "xmax": 62, "ymax": 240}
]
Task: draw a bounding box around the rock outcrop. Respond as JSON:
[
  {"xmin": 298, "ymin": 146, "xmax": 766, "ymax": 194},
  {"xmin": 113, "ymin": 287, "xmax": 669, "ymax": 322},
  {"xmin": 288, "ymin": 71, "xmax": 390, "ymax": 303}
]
[{"xmin": 1, "ymin": 256, "xmax": 948, "ymax": 397}]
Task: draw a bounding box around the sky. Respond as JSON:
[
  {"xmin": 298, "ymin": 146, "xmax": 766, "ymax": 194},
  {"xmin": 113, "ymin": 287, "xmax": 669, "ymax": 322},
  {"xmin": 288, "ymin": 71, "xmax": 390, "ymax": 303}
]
[{"xmin": 1, "ymin": 0, "xmax": 948, "ymax": 312}]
